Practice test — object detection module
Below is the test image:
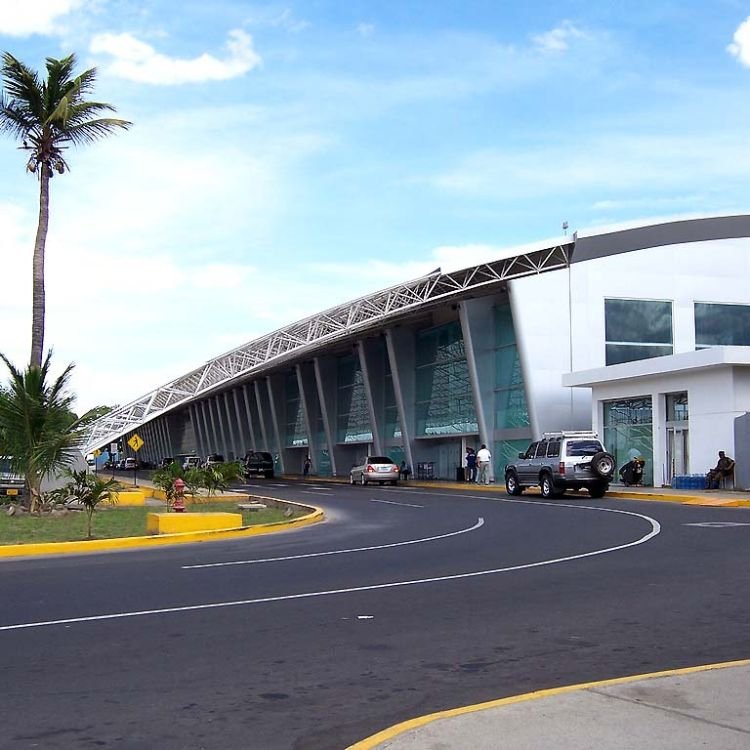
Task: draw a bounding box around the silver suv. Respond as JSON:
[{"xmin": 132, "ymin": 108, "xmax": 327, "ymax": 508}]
[{"xmin": 504, "ymin": 431, "xmax": 615, "ymax": 499}]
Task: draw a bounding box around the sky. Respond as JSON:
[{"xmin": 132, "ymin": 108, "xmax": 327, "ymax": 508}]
[{"xmin": 1, "ymin": 1, "xmax": 750, "ymax": 414}]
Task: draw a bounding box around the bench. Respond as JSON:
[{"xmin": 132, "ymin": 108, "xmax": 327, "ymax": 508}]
[{"xmin": 237, "ymin": 503, "xmax": 267, "ymax": 511}]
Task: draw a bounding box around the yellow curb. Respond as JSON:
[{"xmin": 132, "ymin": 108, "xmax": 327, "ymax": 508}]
[
  {"xmin": 0, "ymin": 499, "xmax": 323, "ymax": 559},
  {"xmin": 346, "ymin": 658, "xmax": 750, "ymax": 749}
]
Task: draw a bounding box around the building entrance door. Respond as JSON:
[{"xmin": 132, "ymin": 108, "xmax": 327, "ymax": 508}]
[{"xmin": 666, "ymin": 427, "xmax": 689, "ymax": 484}]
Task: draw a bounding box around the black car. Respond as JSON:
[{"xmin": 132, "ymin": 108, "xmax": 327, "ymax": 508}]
[{"xmin": 243, "ymin": 451, "xmax": 274, "ymax": 479}]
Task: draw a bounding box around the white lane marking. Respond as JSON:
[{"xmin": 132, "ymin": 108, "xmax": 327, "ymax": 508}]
[
  {"xmin": 1, "ymin": 507, "xmax": 659, "ymax": 632},
  {"xmin": 304, "ymin": 486, "xmax": 330, "ymax": 490},
  {"xmin": 182, "ymin": 518, "xmax": 484, "ymax": 569},
  {"xmin": 684, "ymin": 522, "xmax": 750, "ymax": 528},
  {"xmin": 301, "ymin": 490, "xmax": 334, "ymax": 496},
  {"xmin": 369, "ymin": 498, "xmax": 424, "ymax": 508}
]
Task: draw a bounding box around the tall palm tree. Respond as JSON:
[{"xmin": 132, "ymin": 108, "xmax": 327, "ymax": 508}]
[
  {"xmin": 0, "ymin": 52, "xmax": 131, "ymax": 368},
  {"xmin": 0, "ymin": 352, "xmax": 84, "ymax": 512}
]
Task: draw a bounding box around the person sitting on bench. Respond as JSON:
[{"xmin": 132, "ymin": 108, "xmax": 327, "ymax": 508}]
[{"xmin": 706, "ymin": 451, "xmax": 735, "ymax": 489}]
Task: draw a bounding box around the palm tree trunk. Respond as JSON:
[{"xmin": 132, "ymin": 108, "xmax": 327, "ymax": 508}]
[{"xmin": 30, "ymin": 164, "xmax": 50, "ymax": 369}]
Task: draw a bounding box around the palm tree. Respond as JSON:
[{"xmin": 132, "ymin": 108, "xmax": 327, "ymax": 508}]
[
  {"xmin": 0, "ymin": 352, "xmax": 85, "ymax": 512},
  {"xmin": 0, "ymin": 52, "xmax": 131, "ymax": 368}
]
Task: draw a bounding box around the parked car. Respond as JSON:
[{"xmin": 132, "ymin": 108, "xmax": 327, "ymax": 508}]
[
  {"xmin": 350, "ymin": 456, "xmax": 400, "ymax": 486},
  {"xmin": 182, "ymin": 456, "xmax": 202, "ymax": 471},
  {"xmin": 160, "ymin": 457, "xmax": 175, "ymax": 469},
  {"xmin": 0, "ymin": 456, "xmax": 25, "ymax": 499},
  {"xmin": 123, "ymin": 457, "xmax": 138, "ymax": 470},
  {"xmin": 504, "ymin": 431, "xmax": 615, "ymax": 499},
  {"xmin": 243, "ymin": 451, "xmax": 275, "ymax": 479},
  {"xmin": 203, "ymin": 453, "xmax": 225, "ymax": 469}
]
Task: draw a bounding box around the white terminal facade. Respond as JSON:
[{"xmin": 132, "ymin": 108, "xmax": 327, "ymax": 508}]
[{"xmin": 83, "ymin": 214, "xmax": 750, "ymax": 488}]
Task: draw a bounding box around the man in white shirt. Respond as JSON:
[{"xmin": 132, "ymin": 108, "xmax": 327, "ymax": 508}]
[{"xmin": 476, "ymin": 444, "xmax": 492, "ymax": 485}]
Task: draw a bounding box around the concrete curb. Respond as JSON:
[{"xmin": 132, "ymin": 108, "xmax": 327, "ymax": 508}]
[
  {"xmin": 345, "ymin": 658, "xmax": 750, "ymax": 749},
  {"xmin": 0, "ymin": 497, "xmax": 323, "ymax": 559}
]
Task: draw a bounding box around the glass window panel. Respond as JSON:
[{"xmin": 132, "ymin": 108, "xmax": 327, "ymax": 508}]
[
  {"xmin": 416, "ymin": 322, "xmax": 477, "ymax": 436},
  {"xmin": 494, "ymin": 304, "xmax": 530, "ymax": 429},
  {"xmin": 666, "ymin": 392, "xmax": 689, "ymax": 422},
  {"xmin": 695, "ymin": 303, "xmax": 750, "ymax": 347},
  {"xmin": 336, "ymin": 355, "xmax": 372, "ymax": 443},
  {"xmin": 606, "ymin": 344, "xmax": 673, "ymax": 365},
  {"xmin": 605, "ymin": 299, "xmax": 672, "ymax": 345}
]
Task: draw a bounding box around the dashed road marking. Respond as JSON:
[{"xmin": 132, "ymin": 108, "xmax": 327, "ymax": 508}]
[{"xmin": 369, "ymin": 498, "xmax": 424, "ymax": 508}]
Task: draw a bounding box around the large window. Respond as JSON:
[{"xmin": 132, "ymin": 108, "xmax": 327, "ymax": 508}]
[
  {"xmin": 415, "ymin": 322, "xmax": 477, "ymax": 435},
  {"xmin": 494, "ymin": 305, "xmax": 530, "ymax": 428},
  {"xmin": 605, "ymin": 299, "xmax": 673, "ymax": 365},
  {"xmin": 284, "ymin": 372, "xmax": 307, "ymax": 447},
  {"xmin": 695, "ymin": 302, "xmax": 750, "ymax": 347},
  {"xmin": 336, "ymin": 355, "xmax": 373, "ymax": 443},
  {"xmin": 603, "ymin": 397, "xmax": 653, "ymax": 485}
]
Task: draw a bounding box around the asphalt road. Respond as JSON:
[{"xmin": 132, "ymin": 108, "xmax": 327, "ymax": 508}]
[{"xmin": 1, "ymin": 481, "xmax": 749, "ymax": 750}]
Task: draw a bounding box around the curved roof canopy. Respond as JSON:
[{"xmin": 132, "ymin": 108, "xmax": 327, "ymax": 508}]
[{"xmin": 83, "ymin": 241, "xmax": 574, "ymax": 452}]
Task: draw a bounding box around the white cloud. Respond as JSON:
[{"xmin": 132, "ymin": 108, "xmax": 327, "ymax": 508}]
[
  {"xmin": 728, "ymin": 17, "xmax": 750, "ymax": 66},
  {"xmin": 531, "ymin": 20, "xmax": 586, "ymax": 53},
  {"xmin": 89, "ymin": 28, "xmax": 262, "ymax": 84},
  {"xmin": 0, "ymin": 0, "xmax": 84, "ymax": 37}
]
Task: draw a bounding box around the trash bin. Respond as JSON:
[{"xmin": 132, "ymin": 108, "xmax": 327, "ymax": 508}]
[{"xmin": 456, "ymin": 466, "xmax": 465, "ymax": 482}]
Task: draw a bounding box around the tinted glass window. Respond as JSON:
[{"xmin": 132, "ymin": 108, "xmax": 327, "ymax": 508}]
[
  {"xmin": 525, "ymin": 442, "xmax": 539, "ymax": 459},
  {"xmin": 368, "ymin": 456, "xmax": 394, "ymax": 464},
  {"xmin": 534, "ymin": 442, "xmax": 547, "ymax": 458},
  {"xmin": 695, "ymin": 302, "xmax": 750, "ymax": 347},
  {"xmin": 605, "ymin": 299, "xmax": 673, "ymax": 365},
  {"xmin": 566, "ymin": 440, "xmax": 603, "ymax": 456},
  {"xmin": 546, "ymin": 440, "xmax": 560, "ymax": 458}
]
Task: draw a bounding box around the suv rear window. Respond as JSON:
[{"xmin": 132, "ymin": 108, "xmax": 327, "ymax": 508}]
[{"xmin": 566, "ymin": 440, "xmax": 603, "ymax": 456}]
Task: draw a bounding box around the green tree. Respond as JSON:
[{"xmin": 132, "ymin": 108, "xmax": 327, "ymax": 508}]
[
  {"xmin": 0, "ymin": 352, "xmax": 86, "ymax": 512},
  {"xmin": 0, "ymin": 52, "xmax": 131, "ymax": 368},
  {"xmin": 54, "ymin": 468, "xmax": 119, "ymax": 539}
]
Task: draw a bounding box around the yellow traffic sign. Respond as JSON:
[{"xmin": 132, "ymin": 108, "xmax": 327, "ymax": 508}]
[
  {"xmin": 93, "ymin": 449, "xmax": 101, "ymax": 457},
  {"xmin": 128, "ymin": 434, "xmax": 144, "ymax": 452}
]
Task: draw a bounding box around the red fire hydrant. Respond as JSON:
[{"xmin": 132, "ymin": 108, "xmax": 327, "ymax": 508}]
[{"xmin": 173, "ymin": 477, "xmax": 186, "ymax": 513}]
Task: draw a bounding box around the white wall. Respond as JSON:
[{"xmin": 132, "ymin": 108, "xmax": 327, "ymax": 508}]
[
  {"xmin": 510, "ymin": 236, "xmax": 750, "ymax": 442},
  {"xmin": 589, "ymin": 366, "xmax": 747, "ymax": 485}
]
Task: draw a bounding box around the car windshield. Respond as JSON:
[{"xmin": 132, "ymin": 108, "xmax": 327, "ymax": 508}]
[
  {"xmin": 368, "ymin": 457, "xmax": 394, "ymax": 464},
  {"xmin": 566, "ymin": 440, "xmax": 603, "ymax": 456}
]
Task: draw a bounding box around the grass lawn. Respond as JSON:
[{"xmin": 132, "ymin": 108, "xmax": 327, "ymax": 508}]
[{"xmin": 0, "ymin": 502, "xmax": 307, "ymax": 546}]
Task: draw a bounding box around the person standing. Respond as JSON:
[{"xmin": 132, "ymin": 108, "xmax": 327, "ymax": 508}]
[
  {"xmin": 465, "ymin": 447, "xmax": 477, "ymax": 482},
  {"xmin": 476, "ymin": 444, "xmax": 492, "ymax": 485},
  {"xmin": 303, "ymin": 456, "xmax": 312, "ymax": 477}
]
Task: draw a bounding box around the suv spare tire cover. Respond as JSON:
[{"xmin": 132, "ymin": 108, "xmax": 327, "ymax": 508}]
[{"xmin": 591, "ymin": 451, "xmax": 615, "ymax": 478}]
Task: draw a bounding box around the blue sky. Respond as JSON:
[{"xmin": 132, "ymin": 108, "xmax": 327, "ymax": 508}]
[{"xmin": 1, "ymin": 1, "xmax": 750, "ymax": 412}]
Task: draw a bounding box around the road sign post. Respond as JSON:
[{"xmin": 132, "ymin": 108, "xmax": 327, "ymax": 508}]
[{"xmin": 128, "ymin": 434, "xmax": 145, "ymax": 487}]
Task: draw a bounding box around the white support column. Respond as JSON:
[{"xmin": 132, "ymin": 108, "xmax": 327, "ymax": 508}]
[
  {"xmin": 459, "ymin": 300, "xmax": 493, "ymax": 481},
  {"xmin": 254, "ymin": 381, "xmax": 270, "ymax": 450},
  {"xmin": 242, "ymin": 384, "xmax": 258, "ymax": 451},
  {"xmin": 314, "ymin": 356, "xmax": 338, "ymax": 477},
  {"xmin": 296, "ymin": 363, "xmax": 316, "ymax": 471},
  {"xmin": 266, "ymin": 377, "xmax": 285, "ymax": 473},
  {"xmin": 357, "ymin": 341, "xmax": 382, "ymax": 455},
  {"xmin": 384, "ymin": 328, "xmax": 415, "ymax": 473},
  {"xmin": 232, "ymin": 389, "xmax": 249, "ymax": 457},
  {"xmin": 222, "ymin": 391, "xmax": 238, "ymax": 460}
]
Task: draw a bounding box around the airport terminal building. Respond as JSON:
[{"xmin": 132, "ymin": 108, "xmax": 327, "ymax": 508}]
[{"xmin": 84, "ymin": 214, "xmax": 750, "ymax": 488}]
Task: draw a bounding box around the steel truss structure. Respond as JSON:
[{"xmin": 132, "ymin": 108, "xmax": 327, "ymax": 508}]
[{"xmin": 82, "ymin": 242, "xmax": 573, "ymax": 453}]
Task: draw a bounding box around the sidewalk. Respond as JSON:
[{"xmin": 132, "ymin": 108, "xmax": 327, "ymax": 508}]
[{"xmin": 348, "ymin": 660, "xmax": 750, "ymax": 749}]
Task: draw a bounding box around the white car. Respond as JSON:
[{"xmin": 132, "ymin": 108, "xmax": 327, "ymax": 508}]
[
  {"xmin": 182, "ymin": 456, "xmax": 202, "ymax": 471},
  {"xmin": 350, "ymin": 456, "xmax": 400, "ymax": 486}
]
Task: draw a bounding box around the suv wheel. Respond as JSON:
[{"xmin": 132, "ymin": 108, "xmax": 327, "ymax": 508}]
[
  {"xmin": 505, "ymin": 471, "xmax": 523, "ymax": 496},
  {"xmin": 540, "ymin": 473, "xmax": 559, "ymax": 499},
  {"xmin": 588, "ymin": 481, "xmax": 608, "ymax": 498},
  {"xmin": 591, "ymin": 451, "xmax": 615, "ymax": 478}
]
